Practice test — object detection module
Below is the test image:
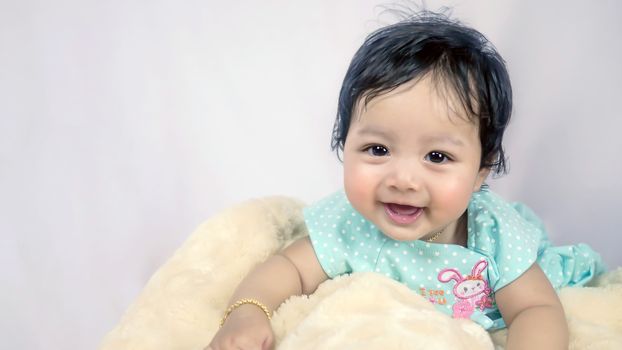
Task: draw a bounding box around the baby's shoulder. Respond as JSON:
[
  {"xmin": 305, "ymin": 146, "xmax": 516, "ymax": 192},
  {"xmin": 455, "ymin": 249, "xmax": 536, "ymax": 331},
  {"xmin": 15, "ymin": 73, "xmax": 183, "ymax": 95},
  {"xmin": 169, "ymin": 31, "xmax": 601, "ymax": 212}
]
[
  {"xmin": 304, "ymin": 190, "xmax": 350, "ymax": 215},
  {"xmin": 466, "ymin": 189, "xmax": 549, "ymax": 290},
  {"xmin": 303, "ymin": 190, "xmax": 377, "ymax": 238},
  {"xmin": 303, "ymin": 190, "xmax": 357, "ymax": 229},
  {"xmin": 467, "ymin": 189, "xmax": 546, "ymax": 257},
  {"xmin": 302, "ymin": 190, "xmax": 382, "ymax": 277}
]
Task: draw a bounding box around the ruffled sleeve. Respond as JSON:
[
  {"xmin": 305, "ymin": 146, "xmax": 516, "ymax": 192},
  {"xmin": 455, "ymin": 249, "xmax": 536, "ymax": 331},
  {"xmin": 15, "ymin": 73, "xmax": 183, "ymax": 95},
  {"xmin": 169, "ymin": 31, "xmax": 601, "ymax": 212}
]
[
  {"xmin": 303, "ymin": 190, "xmax": 385, "ymax": 278},
  {"xmin": 467, "ymin": 190, "xmax": 546, "ymax": 291}
]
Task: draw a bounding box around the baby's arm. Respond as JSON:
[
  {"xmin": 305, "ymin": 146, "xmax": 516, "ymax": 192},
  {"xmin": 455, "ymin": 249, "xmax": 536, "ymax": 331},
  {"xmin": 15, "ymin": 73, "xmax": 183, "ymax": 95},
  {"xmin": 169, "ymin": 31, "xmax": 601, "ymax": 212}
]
[
  {"xmin": 207, "ymin": 236, "xmax": 328, "ymax": 350},
  {"xmin": 495, "ymin": 263, "xmax": 568, "ymax": 350}
]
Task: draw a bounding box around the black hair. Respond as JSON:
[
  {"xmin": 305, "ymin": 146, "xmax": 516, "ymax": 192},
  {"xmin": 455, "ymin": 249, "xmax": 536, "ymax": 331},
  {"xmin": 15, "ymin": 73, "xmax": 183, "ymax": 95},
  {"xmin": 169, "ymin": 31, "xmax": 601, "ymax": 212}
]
[{"xmin": 331, "ymin": 10, "xmax": 512, "ymax": 174}]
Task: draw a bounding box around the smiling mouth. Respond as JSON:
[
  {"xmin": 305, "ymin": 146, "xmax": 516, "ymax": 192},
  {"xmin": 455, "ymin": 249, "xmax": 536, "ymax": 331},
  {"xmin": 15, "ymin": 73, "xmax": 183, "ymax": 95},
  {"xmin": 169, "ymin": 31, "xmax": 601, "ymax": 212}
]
[{"xmin": 384, "ymin": 203, "xmax": 423, "ymax": 225}]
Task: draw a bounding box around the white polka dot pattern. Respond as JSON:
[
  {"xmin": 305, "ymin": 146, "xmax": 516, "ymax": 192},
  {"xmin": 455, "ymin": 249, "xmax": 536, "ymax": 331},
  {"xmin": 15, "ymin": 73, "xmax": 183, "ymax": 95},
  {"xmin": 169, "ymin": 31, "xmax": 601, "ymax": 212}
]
[{"xmin": 303, "ymin": 188, "xmax": 606, "ymax": 330}]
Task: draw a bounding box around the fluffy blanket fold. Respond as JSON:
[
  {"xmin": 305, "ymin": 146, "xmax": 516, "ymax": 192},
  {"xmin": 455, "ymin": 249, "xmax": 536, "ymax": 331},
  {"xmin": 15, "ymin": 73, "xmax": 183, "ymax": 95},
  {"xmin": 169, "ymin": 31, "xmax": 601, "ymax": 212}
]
[{"xmin": 100, "ymin": 196, "xmax": 622, "ymax": 350}]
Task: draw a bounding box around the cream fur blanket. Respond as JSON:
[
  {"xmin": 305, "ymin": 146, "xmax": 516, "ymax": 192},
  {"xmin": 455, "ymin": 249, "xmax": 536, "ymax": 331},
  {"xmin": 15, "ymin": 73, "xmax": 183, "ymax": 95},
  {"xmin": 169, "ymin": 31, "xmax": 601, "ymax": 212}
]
[{"xmin": 100, "ymin": 197, "xmax": 622, "ymax": 350}]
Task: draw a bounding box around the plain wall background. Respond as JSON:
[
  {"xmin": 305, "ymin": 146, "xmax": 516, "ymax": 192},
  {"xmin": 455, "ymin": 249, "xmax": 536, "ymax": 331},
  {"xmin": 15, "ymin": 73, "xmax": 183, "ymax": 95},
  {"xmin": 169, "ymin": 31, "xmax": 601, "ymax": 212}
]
[{"xmin": 1, "ymin": 0, "xmax": 620, "ymax": 349}]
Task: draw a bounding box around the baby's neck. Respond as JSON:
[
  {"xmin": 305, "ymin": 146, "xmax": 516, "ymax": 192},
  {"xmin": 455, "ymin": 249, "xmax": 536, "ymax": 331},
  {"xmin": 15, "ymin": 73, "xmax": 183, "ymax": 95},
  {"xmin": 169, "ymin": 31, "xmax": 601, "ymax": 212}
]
[{"xmin": 434, "ymin": 214, "xmax": 468, "ymax": 247}]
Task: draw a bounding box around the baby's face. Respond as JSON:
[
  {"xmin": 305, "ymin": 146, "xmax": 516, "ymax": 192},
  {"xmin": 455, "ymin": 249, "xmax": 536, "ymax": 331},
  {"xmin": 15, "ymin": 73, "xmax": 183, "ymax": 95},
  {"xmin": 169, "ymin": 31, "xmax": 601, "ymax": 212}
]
[{"xmin": 342, "ymin": 76, "xmax": 489, "ymax": 243}]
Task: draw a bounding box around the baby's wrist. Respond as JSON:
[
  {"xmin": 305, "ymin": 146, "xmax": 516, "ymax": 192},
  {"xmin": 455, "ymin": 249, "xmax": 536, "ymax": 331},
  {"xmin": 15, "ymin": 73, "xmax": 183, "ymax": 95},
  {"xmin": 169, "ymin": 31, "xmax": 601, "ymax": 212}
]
[{"xmin": 219, "ymin": 298, "xmax": 272, "ymax": 327}]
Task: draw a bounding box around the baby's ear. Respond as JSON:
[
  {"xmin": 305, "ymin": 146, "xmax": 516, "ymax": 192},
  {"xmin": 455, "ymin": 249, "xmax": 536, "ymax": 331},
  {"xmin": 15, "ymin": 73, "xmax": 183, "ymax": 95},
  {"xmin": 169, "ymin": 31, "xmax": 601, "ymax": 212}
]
[{"xmin": 473, "ymin": 167, "xmax": 490, "ymax": 192}]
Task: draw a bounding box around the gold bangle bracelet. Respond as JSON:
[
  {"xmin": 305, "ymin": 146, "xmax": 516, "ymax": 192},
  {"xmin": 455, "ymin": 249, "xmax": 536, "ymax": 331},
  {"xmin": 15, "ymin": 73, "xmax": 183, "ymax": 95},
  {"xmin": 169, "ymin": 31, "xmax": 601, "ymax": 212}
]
[{"xmin": 219, "ymin": 298, "xmax": 272, "ymax": 328}]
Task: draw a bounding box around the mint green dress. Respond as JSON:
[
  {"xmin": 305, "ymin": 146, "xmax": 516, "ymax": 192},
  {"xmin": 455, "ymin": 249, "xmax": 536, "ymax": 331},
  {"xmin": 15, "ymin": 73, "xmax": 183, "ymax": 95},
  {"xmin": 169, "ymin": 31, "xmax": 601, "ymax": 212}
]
[{"xmin": 303, "ymin": 188, "xmax": 605, "ymax": 329}]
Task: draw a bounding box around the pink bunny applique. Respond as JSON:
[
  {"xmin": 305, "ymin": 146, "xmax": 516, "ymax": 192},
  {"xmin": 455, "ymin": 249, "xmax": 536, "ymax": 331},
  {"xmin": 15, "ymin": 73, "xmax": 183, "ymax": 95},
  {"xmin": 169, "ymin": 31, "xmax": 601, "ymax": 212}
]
[{"xmin": 438, "ymin": 260, "xmax": 492, "ymax": 319}]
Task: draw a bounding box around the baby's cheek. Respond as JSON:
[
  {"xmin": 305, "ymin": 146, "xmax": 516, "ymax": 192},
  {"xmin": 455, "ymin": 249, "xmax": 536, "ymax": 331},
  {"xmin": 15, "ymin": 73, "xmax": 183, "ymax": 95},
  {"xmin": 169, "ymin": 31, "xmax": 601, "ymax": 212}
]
[
  {"xmin": 343, "ymin": 165, "xmax": 372, "ymax": 206},
  {"xmin": 433, "ymin": 181, "xmax": 473, "ymax": 216}
]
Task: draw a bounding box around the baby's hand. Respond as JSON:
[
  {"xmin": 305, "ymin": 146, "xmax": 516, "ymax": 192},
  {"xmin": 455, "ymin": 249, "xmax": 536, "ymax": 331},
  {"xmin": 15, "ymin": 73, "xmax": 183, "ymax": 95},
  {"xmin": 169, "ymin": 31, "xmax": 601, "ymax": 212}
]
[{"xmin": 205, "ymin": 304, "xmax": 275, "ymax": 350}]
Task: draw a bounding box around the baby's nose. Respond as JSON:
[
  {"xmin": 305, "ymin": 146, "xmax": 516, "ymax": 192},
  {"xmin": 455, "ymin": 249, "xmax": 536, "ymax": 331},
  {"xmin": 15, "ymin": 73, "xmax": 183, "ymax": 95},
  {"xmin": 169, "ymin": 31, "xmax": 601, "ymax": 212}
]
[{"xmin": 385, "ymin": 160, "xmax": 422, "ymax": 192}]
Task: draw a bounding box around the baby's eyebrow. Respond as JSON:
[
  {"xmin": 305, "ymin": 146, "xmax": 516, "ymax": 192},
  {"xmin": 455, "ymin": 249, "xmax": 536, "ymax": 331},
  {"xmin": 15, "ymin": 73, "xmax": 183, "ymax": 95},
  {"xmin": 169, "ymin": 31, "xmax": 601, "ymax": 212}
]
[
  {"xmin": 422, "ymin": 135, "xmax": 465, "ymax": 147},
  {"xmin": 355, "ymin": 127, "xmax": 395, "ymax": 140},
  {"xmin": 356, "ymin": 127, "xmax": 466, "ymax": 147}
]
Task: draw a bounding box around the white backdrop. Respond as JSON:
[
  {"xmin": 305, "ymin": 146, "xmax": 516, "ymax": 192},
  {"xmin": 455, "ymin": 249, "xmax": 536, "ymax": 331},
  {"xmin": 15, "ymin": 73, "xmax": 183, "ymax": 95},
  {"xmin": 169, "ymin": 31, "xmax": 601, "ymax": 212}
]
[{"xmin": 1, "ymin": 1, "xmax": 621, "ymax": 349}]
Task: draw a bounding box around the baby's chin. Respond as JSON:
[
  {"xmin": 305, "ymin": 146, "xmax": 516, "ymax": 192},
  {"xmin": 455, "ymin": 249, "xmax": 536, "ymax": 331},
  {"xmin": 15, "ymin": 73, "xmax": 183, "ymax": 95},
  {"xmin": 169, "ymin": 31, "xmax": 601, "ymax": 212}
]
[{"xmin": 377, "ymin": 225, "xmax": 427, "ymax": 242}]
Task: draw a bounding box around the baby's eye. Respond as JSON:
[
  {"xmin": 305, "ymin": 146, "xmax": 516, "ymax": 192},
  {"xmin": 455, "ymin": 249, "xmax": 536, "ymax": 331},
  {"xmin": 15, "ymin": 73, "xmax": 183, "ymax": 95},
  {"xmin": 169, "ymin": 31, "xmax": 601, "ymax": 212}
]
[
  {"xmin": 365, "ymin": 145, "xmax": 389, "ymax": 157},
  {"xmin": 425, "ymin": 151, "xmax": 451, "ymax": 164}
]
